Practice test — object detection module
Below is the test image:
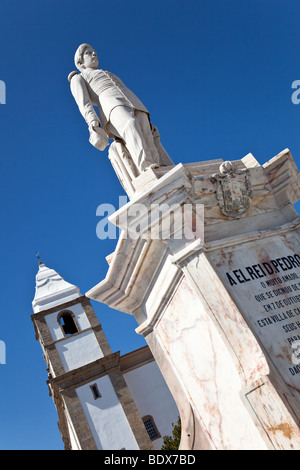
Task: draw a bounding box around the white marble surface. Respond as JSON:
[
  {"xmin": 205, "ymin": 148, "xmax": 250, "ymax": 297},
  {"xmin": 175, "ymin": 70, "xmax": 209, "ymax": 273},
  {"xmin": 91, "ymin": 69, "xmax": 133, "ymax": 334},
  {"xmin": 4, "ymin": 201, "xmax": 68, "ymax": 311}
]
[
  {"xmin": 87, "ymin": 149, "xmax": 300, "ymax": 449},
  {"xmin": 69, "ymin": 44, "xmax": 172, "ymax": 179},
  {"xmin": 154, "ymin": 276, "xmax": 268, "ymax": 450},
  {"xmin": 209, "ymin": 234, "xmax": 300, "ymax": 403}
]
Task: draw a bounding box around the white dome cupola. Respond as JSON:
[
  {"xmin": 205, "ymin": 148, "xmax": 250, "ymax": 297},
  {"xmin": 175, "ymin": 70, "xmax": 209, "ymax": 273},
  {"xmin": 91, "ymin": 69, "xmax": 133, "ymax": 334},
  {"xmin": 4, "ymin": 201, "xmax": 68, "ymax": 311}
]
[{"xmin": 32, "ymin": 258, "xmax": 81, "ymax": 313}]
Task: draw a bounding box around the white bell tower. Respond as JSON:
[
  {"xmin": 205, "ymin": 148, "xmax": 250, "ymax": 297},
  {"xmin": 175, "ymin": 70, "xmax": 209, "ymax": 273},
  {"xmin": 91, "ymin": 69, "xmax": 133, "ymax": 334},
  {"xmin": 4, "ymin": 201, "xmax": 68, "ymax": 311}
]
[{"xmin": 31, "ymin": 258, "xmax": 153, "ymax": 450}]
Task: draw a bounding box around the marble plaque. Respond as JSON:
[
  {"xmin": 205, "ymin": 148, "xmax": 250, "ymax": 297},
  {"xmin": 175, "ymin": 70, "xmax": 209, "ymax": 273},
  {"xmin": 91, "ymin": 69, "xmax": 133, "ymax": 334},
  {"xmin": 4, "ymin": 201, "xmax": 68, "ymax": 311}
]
[{"xmin": 210, "ymin": 232, "xmax": 300, "ymax": 398}]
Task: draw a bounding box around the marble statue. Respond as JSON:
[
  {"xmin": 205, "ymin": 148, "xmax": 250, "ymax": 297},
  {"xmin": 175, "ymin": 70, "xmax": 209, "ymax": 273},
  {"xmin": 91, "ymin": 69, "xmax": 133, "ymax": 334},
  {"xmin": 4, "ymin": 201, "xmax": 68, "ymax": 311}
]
[{"xmin": 68, "ymin": 44, "xmax": 172, "ymax": 175}]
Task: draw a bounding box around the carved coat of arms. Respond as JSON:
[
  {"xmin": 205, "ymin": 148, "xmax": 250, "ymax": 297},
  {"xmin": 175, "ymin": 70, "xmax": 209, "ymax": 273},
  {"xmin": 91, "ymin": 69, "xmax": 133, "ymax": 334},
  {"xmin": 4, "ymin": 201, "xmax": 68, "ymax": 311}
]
[{"xmin": 211, "ymin": 161, "xmax": 252, "ymax": 218}]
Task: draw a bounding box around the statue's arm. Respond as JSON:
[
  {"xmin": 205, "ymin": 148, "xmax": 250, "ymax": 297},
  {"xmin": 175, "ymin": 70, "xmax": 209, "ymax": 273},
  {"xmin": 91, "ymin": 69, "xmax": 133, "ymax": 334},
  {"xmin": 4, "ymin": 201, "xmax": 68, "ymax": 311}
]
[
  {"xmin": 69, "ymin": 73, "xmax": 100, "ymax": 127},
  {"xmin": 68, "ymin": 72, "xmax": 108, "ymax": 152}
]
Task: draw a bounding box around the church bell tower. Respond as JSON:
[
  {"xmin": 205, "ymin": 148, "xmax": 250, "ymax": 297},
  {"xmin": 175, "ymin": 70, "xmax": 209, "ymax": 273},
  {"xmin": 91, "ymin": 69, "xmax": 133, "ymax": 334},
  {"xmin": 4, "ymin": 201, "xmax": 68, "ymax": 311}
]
[{"xmin": 31, "ymin": 259, "xmax": 153, "ymax": 450}]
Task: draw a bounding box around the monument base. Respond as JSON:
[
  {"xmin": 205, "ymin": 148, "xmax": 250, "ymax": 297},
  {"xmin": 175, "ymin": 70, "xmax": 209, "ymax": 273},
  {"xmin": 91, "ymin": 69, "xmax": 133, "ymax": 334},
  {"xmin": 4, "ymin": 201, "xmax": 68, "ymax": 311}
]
[{"xmin": 87, "ymin": 149, "xmax": 300, "ymax": 450}]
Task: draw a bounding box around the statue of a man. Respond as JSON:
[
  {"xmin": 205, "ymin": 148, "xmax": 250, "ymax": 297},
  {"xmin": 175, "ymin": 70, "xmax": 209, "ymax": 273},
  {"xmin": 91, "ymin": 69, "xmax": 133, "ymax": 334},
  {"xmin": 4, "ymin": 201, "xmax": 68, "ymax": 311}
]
[{"xmin": 69, "ymin": 44, "xmax": 171, "ymax": 173}]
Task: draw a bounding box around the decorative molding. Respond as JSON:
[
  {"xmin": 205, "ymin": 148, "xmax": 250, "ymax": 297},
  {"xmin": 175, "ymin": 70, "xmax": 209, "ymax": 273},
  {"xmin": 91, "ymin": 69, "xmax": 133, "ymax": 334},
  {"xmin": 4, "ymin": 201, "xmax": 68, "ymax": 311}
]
[
  {"xmin": 31, "ymin": 295, "xmax": 87, "ymax": 319},
  {"xmin": 48, "ymin": 353, "xmax": 121, "ymax": 391}
]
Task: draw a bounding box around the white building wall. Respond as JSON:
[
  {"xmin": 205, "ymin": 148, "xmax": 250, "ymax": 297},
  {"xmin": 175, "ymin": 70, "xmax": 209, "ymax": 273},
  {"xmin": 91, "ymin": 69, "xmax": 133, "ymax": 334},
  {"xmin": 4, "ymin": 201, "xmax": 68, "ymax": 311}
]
[
  {"xmin": 43, "ymin": 303, "xmax": 104, "ymax": 372},
  {"xmin": 55, "ymin": 330, "xmax": 103, "ymax": 372},
  {"xmin": 123, "ymin": 361, "xmax": 179, "ymax": 450},
  {"xmin": 76, "ymin": 375, "xmax": 139, "ymax": 450}
]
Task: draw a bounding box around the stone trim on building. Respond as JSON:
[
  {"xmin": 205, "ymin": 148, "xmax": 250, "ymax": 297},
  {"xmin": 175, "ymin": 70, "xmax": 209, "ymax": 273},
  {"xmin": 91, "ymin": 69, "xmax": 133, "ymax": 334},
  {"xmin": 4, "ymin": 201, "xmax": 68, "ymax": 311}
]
[
  {"xmin": 32, "ymin": 289, "xmax": 156, "ymax": 450},
  {"xmin": 48, "ymin": 352, "xmax": 153, "ymax": 450},
  {"xmin": 108, "ymin": 366, "xmax": 154, "ymax": 450},
  {"xmin": 31, "ymin": 296, "xmax": 113, "ymax": 377},
  {"xmin": 31, "ymin": 313, "xmax": 65, "ymax": 377},
  {"xmin": 80, "ymin": 297, "xmax": 113, "ymax": 356},
  {"xmin": 119, "ymin": 345, "xmax": 154, "ymax": 374}
]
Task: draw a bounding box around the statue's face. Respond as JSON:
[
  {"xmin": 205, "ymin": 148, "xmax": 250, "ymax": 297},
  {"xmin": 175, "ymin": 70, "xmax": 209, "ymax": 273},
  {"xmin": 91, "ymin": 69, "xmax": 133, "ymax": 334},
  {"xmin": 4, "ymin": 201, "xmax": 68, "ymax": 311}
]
[{"xmin": 82, "ymin": 46, "xmax": 99, "ymax": 69}]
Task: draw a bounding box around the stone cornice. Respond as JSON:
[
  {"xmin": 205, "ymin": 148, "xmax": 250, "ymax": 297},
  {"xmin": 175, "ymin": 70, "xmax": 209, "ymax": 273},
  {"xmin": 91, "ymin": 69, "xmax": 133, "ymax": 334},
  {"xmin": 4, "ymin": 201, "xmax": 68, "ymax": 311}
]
[
  {"xmin": 48, "ymin": 352, "xmax": 120, "ymax": 392},
  {"xmin": 31, "ymin": 295, "xmax": 89, "ymax": 319},
  {"xmin": 86, "ymin": 149, "xmax": 300, "ymax": 320},
  {"xmin": 119, "ymin": 345, "xmax": 154, "ymax": 374}
]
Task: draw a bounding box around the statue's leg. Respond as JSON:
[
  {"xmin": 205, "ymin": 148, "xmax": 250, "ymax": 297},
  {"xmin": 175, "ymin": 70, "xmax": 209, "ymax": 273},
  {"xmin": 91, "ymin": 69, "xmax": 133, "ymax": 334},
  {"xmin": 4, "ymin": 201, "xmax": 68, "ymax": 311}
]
[
  {"xmin": 151, "ymin": 124, "xmax": 174, "ymax": 166},
  {"xmin": 109, "ymin": 106, "xmax": 159, "ymax": 173},
  {"xmin": 134, "ymin": 111, "xmax": 160, "ymax": 166}
]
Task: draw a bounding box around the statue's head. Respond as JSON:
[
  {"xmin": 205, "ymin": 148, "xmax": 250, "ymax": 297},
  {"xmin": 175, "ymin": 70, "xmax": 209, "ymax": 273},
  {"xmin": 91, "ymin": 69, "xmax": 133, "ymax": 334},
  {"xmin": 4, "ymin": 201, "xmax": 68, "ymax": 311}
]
[{"xmin": 74, "ymin": 44, "xmax": 99, "ymax": 71}]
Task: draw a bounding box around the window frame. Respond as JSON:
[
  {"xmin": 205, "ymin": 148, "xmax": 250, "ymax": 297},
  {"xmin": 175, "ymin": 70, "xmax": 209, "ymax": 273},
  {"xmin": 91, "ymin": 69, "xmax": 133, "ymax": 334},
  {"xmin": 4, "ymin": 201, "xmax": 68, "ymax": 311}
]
[
  {"xmin": 90, "ymin": 383, "xmax": 102, "ymax": 400},
  {"xmin": 142, "ymin": 415, "xmax": 161, "ymax": 441}
]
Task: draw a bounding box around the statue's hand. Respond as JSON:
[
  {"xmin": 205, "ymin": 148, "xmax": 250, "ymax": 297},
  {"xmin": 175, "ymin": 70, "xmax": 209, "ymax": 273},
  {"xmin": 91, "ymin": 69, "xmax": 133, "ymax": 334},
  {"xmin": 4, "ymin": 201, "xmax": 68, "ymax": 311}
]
[
  {"xmin": 88, "ymin": 121, "xmax": 109, "ymax": 151},
  {"xmin": 91, "ymin": 120, "xmax": 100, "ymax": 130}
]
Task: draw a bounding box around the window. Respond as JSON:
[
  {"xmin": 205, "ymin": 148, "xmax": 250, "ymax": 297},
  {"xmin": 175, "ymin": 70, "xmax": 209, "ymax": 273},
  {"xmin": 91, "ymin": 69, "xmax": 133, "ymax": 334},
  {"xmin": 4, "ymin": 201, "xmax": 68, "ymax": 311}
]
[
  {"xmin": 90, "ymin": 383, "xmax": 101, "ymax": 400},
  {"xmin": 58, "ymin": 311, "xmax": 78, "ymax": 336},
  {"xmin": 142, "ymin": 415, "xmax": 161, "ymax": 441}
]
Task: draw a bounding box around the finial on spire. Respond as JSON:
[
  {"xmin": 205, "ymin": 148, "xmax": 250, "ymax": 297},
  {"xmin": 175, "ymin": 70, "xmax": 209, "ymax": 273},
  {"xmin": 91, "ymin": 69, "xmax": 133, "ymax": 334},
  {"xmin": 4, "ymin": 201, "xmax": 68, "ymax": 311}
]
[{"xmin": 36, "ymin": 252, "xmax": 43, "ymax": 266}]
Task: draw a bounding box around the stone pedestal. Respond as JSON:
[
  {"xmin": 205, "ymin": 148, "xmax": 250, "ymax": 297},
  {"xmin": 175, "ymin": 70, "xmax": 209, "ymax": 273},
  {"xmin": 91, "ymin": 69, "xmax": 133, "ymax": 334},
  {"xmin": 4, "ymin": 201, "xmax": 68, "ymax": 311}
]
[{"xmin": 86, "ymin": 148, "xmax": 300, "ymax": 450}]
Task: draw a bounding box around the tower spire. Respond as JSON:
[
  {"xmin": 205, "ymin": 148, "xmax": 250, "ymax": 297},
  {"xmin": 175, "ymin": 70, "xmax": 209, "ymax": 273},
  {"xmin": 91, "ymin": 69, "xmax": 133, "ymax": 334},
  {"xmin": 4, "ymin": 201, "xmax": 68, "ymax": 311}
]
[
  {"xmin": 35, "ymin": 251, "xmax": 43, "ymax": 266},
  {"xmin": 32, "ymin": 259, "xmax": 81, "ymax": 313}
]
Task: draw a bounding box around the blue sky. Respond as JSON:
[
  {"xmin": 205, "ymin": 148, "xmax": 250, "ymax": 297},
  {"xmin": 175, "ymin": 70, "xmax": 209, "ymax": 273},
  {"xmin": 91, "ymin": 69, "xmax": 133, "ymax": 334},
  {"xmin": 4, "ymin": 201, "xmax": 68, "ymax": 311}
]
[{"xmin": 1, "ymin": 0, "xmax": 300, "ymax": 450}]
